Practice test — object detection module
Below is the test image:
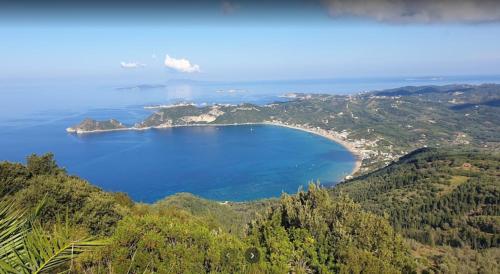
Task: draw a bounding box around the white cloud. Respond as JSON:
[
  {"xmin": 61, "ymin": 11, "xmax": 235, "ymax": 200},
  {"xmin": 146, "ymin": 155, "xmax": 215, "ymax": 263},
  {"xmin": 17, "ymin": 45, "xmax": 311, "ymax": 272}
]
[
  {"xmin": 120, "ymin": 62, "xmax": 145, "ymax": 69},
  {"xmin": 164, "ymin": 55, "xmax": 200, "ymax": 73}
]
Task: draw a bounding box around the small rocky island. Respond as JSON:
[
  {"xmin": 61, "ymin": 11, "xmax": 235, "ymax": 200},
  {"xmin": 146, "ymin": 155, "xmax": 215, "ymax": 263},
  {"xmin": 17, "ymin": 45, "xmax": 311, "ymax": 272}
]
[
  {"xmin": 67, "ymin": 84, "xmax": 500, "ymax": 173},
  {"xmin": 66, "ymin": 118, "xmax": 126, "ymax": 133}
]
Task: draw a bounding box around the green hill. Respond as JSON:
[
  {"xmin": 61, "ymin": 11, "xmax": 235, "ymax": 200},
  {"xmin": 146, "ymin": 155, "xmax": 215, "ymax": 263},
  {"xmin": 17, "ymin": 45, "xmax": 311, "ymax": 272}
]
[{"xmin": 334, "ymin": 148, "xmax": 499, "ymax": 273}]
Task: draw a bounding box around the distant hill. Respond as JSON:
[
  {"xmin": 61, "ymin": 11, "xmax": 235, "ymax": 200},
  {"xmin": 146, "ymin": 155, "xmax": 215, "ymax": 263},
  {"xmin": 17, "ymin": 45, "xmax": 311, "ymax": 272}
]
[{"xmin": 116, "ymin": 84, "xmax": 166, "ymax": 90}]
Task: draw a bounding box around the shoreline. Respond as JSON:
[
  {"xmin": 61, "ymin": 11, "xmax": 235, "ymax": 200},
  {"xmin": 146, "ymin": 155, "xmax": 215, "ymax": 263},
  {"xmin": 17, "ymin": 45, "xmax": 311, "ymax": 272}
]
[
  {"xmin": 67, "ymin": 121, "xmax": 363, "ymax": 176},
  {"xmin": 263, "ymin": 122, "xmax": 362, "ymax": 176}
]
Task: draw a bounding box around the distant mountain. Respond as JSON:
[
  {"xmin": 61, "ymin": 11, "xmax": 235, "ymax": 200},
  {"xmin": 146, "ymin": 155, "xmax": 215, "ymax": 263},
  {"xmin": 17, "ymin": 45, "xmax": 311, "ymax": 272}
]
[
  {"xmin": 372, "ymin": 84, "xmax": 500, "ymax": 105},
  {"xmin": 115, "ymin": 84, "xmax": 166, "ymax": 90}
]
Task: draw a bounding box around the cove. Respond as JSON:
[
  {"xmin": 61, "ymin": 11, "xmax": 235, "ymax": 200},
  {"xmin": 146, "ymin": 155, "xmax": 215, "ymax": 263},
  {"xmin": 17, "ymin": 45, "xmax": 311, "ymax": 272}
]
[
  {"xmin": 69, "ymin": 125, "xmax": 355, "ymax": 202},
  {"xmin": 1, "ymin": 121, "xmax": 356, "ymax": 202}
]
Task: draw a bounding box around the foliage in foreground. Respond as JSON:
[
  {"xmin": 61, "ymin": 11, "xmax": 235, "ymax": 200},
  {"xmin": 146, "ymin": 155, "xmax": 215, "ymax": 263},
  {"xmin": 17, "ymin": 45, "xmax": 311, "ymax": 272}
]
[
  {"xmin": 3, "ymin": 151, "xmax": 498, "ymax": 273},
  {"xmin": 0, "ymin": 198, "xmax": 105, "ymax": 273},
  {"xmin": 0, "ymin": 153, "xmax": 132, "ymax": 236},
  {"xmin": 82, "ymin": 210, "xmax": 257, "ymax": 273},
  {"xmin": 75, "ymin": 185, "xmax": 415, "ymax": 273},
  {"xmin": 247, "ymin": 184, "xmax": 416, "ymax": 273}
]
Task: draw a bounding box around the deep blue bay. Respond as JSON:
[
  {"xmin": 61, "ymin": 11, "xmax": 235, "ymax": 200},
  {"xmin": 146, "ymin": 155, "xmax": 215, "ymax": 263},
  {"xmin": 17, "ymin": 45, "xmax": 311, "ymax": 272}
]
[
  {"xmin": 0, "ymin": 80, "xmax": 358, "ymax": 202},
  {"xmin": 0, "ymin": 114, "xmax": 355, "ymax": 202}
]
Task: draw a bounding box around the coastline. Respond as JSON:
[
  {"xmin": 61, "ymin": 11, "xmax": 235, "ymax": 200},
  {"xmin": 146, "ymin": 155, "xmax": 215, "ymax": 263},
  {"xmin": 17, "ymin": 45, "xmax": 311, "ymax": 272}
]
[
  {"xmin": 262, "ymin": 122, "xmax": 362, "ymax": 176},
  {"xmin": 67, "ymin": 121, "xmax": 363, "ymax": 176}
]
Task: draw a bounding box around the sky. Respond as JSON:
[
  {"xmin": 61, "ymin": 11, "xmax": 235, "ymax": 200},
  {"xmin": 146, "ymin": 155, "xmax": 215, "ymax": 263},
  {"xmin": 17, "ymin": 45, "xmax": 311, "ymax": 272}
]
[{"xmin": 1, "ymin": 0, "xmax": 500, "ymax": 83}]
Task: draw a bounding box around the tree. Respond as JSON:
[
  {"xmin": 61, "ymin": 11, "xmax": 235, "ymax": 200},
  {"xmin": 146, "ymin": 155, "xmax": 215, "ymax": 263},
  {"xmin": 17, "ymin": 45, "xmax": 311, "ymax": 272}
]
[
  {"xmin": 26, "ymin": 153, "xmax": 64, "ymax": 176},
  {"xmin": 93, "ymin": 209, "xmax": 255, "ymax": 273},
  {"xmin": 247, "ymin": 184, "xmax": 416, "ymax": 273}
]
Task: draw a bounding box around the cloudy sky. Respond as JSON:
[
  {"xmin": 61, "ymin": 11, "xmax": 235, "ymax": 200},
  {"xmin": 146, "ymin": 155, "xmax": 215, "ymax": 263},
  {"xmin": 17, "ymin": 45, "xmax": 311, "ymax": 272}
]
[{"xmin": 0, "ymin": 0, "xmax": 499, "ymax": 83}]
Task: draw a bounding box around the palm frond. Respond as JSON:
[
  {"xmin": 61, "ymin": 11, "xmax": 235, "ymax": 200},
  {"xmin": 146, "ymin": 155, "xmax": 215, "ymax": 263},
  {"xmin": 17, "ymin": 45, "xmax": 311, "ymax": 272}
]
[
  {"xmin": 0, "ymin": 200, "xmax": 28, "ymax": 264},
  {"xmin": 20, "ymin": 226, "xmax": 107, "ymax": 274},
  {"xmin": 0, "ymin": 198, "xmax": 107, "ymax": 274}
]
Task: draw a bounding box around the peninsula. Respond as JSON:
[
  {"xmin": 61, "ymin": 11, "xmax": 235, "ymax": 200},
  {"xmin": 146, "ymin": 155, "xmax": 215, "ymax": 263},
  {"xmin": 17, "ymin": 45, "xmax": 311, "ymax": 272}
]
[{"xmin": 68, "ymin": 84, "xmax": 500, "ymax": 174}]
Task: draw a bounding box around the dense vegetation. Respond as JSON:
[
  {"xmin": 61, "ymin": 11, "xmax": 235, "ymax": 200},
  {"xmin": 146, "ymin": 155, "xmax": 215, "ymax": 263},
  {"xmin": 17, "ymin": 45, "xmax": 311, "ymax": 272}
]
[
  {"xmin": 0, "ymin": 153, "xmax": 131, "ymax": 235},
  {"xmin": 153, "ymin": 192, "xmax": 276, "ymax": 236},
  {"xmin": 0, "ymin": 197, "xmax": 107, "ymax": 273},
  {"xmin": 1, "ymin": 154, "xmax": 418, "ymax": 273},
  {"xmin": 334, "ymin": 148, "xmax": 499, "ymax": 273},
  {"xmin": 247, "ymin": 185, "xmax": 415, "ymax": 273},
  {"xmin": 335, "ymin": 148, "xmax": 499, "ymax": 248}
]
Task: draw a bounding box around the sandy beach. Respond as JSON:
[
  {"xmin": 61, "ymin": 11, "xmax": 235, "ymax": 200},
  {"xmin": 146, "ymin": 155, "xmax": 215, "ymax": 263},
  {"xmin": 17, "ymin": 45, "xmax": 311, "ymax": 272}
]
[{"xmin": 261, "ymin": 122, "xmax": 363, "ymax": 176}]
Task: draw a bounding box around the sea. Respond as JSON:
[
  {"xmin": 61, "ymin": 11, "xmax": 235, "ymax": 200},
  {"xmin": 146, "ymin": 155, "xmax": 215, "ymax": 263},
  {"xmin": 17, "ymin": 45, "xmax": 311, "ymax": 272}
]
[{"xmin": 1, "ymin": 75, "xmax": 499, "ymax": 202}]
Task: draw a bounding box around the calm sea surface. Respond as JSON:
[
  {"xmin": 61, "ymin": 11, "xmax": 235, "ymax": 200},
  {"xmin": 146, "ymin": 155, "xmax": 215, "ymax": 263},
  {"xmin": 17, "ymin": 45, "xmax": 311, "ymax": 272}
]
[
  {"xmin": 1, "ymin": 76, "xmax": 498, "ymax": 202},
  {"xmin": 0, "ymin": 117, "xmax": 355, "ymax": 202}
]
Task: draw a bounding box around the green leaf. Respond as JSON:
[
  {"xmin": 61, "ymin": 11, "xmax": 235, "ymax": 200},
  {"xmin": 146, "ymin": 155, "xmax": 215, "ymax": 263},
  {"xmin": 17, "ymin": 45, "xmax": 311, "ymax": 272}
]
[{"xmin": 0, "ymin": 198, "xmax": 107, "ymax": 273}]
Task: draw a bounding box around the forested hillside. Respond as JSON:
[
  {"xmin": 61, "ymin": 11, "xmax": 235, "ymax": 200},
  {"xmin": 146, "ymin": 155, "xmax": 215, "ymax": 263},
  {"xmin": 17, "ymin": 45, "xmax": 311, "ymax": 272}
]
[{"xmin": 334, "ymin": 148, "xmax": 499, "ymax": 273}]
